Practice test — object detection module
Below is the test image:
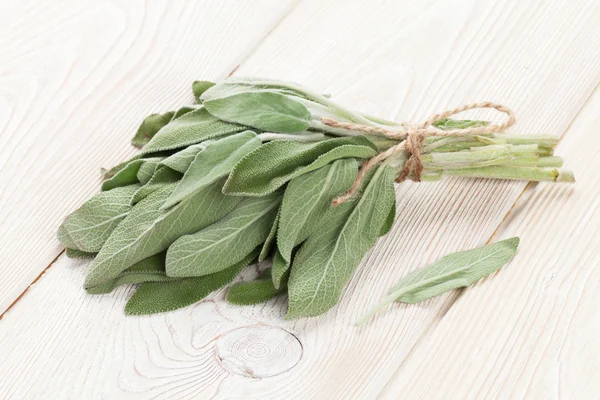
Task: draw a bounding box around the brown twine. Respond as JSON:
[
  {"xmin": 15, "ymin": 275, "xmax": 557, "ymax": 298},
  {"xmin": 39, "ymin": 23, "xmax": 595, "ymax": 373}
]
[{"xmin": 321, "ymin": 102, "xmax": 516, "ymax": 206}]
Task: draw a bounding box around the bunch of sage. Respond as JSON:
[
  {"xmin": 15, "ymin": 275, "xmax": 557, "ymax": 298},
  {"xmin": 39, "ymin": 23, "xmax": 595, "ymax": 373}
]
[{"xmin": 58, "ymin": 77, "xmax": 574, "ymax": 319}]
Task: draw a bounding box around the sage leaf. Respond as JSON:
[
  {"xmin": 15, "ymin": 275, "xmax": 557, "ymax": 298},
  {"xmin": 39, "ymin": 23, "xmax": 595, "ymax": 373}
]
[
  {"xmin": 131, "ymin": 167, "xmax": 182, "ymax": 205},
  {"xmin": 278, "ymin": 158, "xmax": 358, "ymax": 263},
  {"xmin": 86, "ymin": 253, "xmax": 177, "ymax": 295},
  {"xmin": 286, "ymin": 165, "xmax": 396, "ymax": 319},
  {"xmin": 224, "ymin": 137, "xmax": 377, "ymax": 196},
  {"xmin": 158, "ymin": 142, "xmax": 210, "ymax": 173},
  {"xmin": 131, "ymin": 111, "xmax": 175, "ymax": 148},
  {"xmin": 101, "ymin": 159, "xmax": 144, "ymax": 191},
  {"xmin": 271, "ymin": 249, "xmax": 290, "ymax": 290},
  {"xmin": 162, "ymin": 131, "xmax": 261, "ymax": 209},
  {"xmin": 125, "ymin": 250, "xmax": 258, "ymax": 316},
  {"xmin": 102, "ymin": 155, "xmax": 142, "ymax": 180},
  {"xmin": 380, "ymin": 198, "xmax": 397, "ymax": 236},
  {"xmin": 58, "ymin": 184, "xmax": 140, "ymax": 252},
  {"xmin": 140, "ymin": 107, "xmax": 246, "ymax": 154},
  {"xmin": 171, "ymin": 105, "xmax": 198, "ymax": 120},
  {"xmin": 226, "ymin": 269, "xmax": 286, "ymax": 305},
  {"xmin": 136, "ymin": 158, "xmax": 163, "ymax": 185},
  {"xmin": 166, "ymin": 193, "xmax": 281, "ymax": 277},
  {"xmin": 258, "ymin": 209, "xmax": 279, "ymax": 262},
  {"xmin": 192, "ymin": 80, "xmax": 215, "ymax": 101},
  {"xmin": 65, "ymin": 248, "xmax": 96, "ymax": 259},
  {"xmin": 201, "ymin": 84, "xmax": 311, "ymax": 132},
  {"xmin": 84, "ymin": 179, "xmax": 243, "ymax": 290},
  {"xmin": 356, "ymin": 237, "xmax": 520, "ymax": 325}
]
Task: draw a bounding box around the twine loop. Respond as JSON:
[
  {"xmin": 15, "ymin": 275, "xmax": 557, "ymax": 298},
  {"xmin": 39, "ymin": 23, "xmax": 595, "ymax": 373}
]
[{"xmin": 321, "ymin": 102, "xmax": 516, "ymax": 205}]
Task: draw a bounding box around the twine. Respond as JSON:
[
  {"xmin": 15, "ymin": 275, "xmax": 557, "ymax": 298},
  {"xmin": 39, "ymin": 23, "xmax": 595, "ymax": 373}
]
[{"xmin": 321, "ymin": 102, "xmax": 516, "ymax": 205}]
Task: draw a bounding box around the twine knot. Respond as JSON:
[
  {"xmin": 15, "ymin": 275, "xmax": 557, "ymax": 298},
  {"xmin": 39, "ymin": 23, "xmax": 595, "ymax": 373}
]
[{"xmin": 322, "ymin": 102, "xmax": 516, "ymax": 206}]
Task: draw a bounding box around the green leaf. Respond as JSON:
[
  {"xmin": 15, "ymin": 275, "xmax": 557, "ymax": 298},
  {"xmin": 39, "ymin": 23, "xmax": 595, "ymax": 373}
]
[
  {"xmin": 202, "ymin": 90, "xmax": 311, "ymax": 133},
  {"xmin": 286, "ymin": 165, "xmax": 396, "ymax": 319},
  {"xmin": 140, "ymin": 107, "xmax": 246, "ymax": 154},
  {"xmin": 102, "ymin": 155, "xmax": 142, "ymax": 180},
  {"xmin": 271, "ymin": 249, "xmax": 290, "ymax": 290},
  {"xmin": 65, "ymin": 248, "xmax": 96, "ymax": 259},
  {"xmin": 125, "ymin": 250, "xmax": 257, "ymax": 316},
  {"xmin": 131, "ymin": 111, "xmax": 175, "ymax": 148},
  {"xmin": 192, "ymin": 80, "xmax": 215, "ymax": 102},
  {"xmin": 84, "ymin": 180, "xmax": 243, "ymax": 290},
  {"xmin": 171, "ymin": 106, "xmax": 197, "ymax": 120},
  {"xmin": 58, "ymin": 184, "xmax": 140, "ymax": 252},
  {"xmin": 166, "ymin": 193, "xmax": 281, "ymax": 277},
  {"xmin": 158, "ymin": 142, "xmax": 211, "ymax": 173},
  {"xmin": 433, "ymin": 118, "xmax": 489, "ymax": 130},
  {"xmin": 101, "ymin": 159, "xmax": 144, "ymax": 191},
  {"xmin": 277, "ymin": 159, "xmax": 358, "ymax": 263},
  {"xmin": 162, "ymin": 131, "xmax": 261, "ymax": 209},
  {"xmin": 136, "ymin": 158, "xmax": 163, "ymax": 185},
  {"xmin": 223, "ymin": 137, "xmax": 377, "ymax": 196},
  {"xmin": 380, "ymin": 198, "xmax": 396, "ymax": 236},
  {"xmin": 226, "ymin": 269, "xmax": 286, "ymax": 305},
  {"xmin": 131, "ymin": 167, "xmax": 182, "ymax": 205},
  {"xmin": 86, "ymin": 253, "xmax": 177, "ymax": 295},
  {"xmin": 258, "ymin": 209, "xmax": 279, "ymax": 262},
  {"xmin": 356, "ymin": 237, "xmax": 520, "ymax": 325}
]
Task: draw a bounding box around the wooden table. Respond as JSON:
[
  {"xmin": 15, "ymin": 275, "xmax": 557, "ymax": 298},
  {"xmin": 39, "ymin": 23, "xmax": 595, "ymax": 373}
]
[{"xmin": 1, "ymin": 1, "xmax": 599, "ymax": 398}]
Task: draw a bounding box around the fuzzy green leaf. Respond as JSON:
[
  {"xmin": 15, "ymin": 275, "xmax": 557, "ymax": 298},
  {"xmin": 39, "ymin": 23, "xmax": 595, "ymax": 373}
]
[
  {"xmin": 271, "ymin": 249, "xmax": 290, "ymax": 290},
  {"xmin": 356, "ymin": 238, "xmax": 519, "ymax": 325},
  {"xmin": 101, "ymin": 159, "xmax": 144, "ymax": 191},
  {"xmin": 223, "ymin": 137, "xmax": 377, "ymax": 196},
  {"xmin": 167, "ymin": 193, "xmax": 281, "ymax": 277},
  {"xmin": 84, "ymin": 180, "xmax": 242, "ymax": 290},
  {"xmin": 226, "ymin": 269, "xmax": 286, "ymax": 305},
  {"xmin": 131, "ymin": 167, "xmax": 182, "ymax": 205},
  {"xmin": 286, "ymin": 165, "xmax": 396, "ymax": 319},
  {"xmin": 125, "ymin": 250, "xmax": 257, "ymax": 316},
  {"xmin": 140, "ymin": 107, "xmax": 246, "ymax": 154},
  {"xmin": 192, "ymin": 80, "xmax": 215, "ymax": 102},
  {"xmin": 86, "ymin": 253, "xmax": 176, "ymax": 295},
  {"xmin": 259, "ymin": 209, "xmax": 279, "ymax": 262},
  {"xmin": 433, "ymin": 118, "xmax": 489, "ymax": 130},
  {"xmin": 162, "ymin": 131, "xmax": 261, "ymax": 209},
  {"xmin": 277, "ymin": 159, "xmax": 358, "ymax": 263},
  {"xmin": 58, "ymin": 184, "xmax": 140, "ymax": 252},
  {"xmin": 131, "ymin": 112, "xmax": 175, "ymax": 148},
  {"xmin": 158, "ymin": 142, "xmax": 210, "ymax": 173},
  {"xmin": 65, "ymin": 248, "xmax": 97, "ymax": 259},
  {"xmin": 136, "ymin": 158, "xmax": 163, "ymax": 185}
]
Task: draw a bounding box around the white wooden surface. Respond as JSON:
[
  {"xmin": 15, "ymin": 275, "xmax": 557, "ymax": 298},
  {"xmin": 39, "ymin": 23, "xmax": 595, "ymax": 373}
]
[{"xmin": 1, "ymin": 0, "xmax": 600, "ymax": 399}]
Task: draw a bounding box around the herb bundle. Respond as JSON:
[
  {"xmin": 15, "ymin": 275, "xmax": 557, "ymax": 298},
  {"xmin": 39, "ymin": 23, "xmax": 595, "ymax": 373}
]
[{"xmin": 58, "ymin": 77, "xmax": 573, "ymax": 319}]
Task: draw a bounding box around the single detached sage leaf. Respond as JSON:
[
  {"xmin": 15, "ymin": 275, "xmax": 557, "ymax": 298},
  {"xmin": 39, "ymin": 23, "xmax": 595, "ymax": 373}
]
[
  {"xmin": 86, "ymin": 253, "xmax": 177, "ymax": 295},
  {"xmin": 162, "ymin": 131, "xmax": 261, "ymax": 209},
  {"xmin": 278, "ymin": 158, "xmax": 358, "ymax": 263},
  {"xmin": 224, "ymin": 136, "xmax": 377, "ymax": 196},
  {"xmin": 125, "ymin": 249, "xmax": 258, "ymax": 316},
  {"xmin": 58, "ymin": 184, "xmax": 140, "ymax": 252},
  {"xmin": 226, "ymin": 269, "xmax": 286, "ymax": 306},
  {"xmin": 356, "ymin": 237, "xmax": 520, "ymax": 326},
  {"xmin": 192, "ymin": 80, "xmax": 215, "ymax": 101},
  {"xmin": 65, "ymin": 248, "xmax": 97, "ymax": 259},
  {"xmin": 84, "ymin": 179, "xmax": 243, "ymax": 290},
  {"xmin": 286, "ymin": 165, "xmax": 396, "ymax": 319},
  {"xmin": 131, "ymin": 167, "xmax": 182, "ymax": 205},
  {"xmin": 259, "ymin": 209, "xmax": 279, "ymax": 262},
  {"xmin": 433, "ymin": 118, "xmax": 489, "ymax": 130},
  {"xmin": 167, "ymin": 193, "xmax": 281, "ymax": 277},
  {"xmin": 202, "ymin": 86, "xmax": 311, "ymax": 133},
  {"xmin": 140, "ymin": 107, "xmax": 246, "ymax": 154},
  {"xmin": 131, "ymin": 111, "xmax": 175, "ymax": 148}
]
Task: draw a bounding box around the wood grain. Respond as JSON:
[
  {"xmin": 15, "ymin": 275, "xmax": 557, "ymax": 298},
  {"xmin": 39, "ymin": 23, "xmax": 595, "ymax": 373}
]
[
  {"xmin": 379, "ymin": 78, "xmax": 600, "ymax": 400},
  {"xmin": 1, "ymin": 0, "xmax": 600, "ymax": 399},
  {"xmin": 0, "ymin": 0, "xmax": 298, "ymax": 314}
]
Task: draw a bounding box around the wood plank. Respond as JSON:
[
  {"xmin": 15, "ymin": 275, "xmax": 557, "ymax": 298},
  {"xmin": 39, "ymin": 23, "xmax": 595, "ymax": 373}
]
[
  {"xmin": 378, "ymin": 80, "xmax": 600, "ymax": 400},
  {"xmin": 0, "ymin": 0, "xmax": 298, "ymax": 314},
  {"xmin": 2, "ymin": 0, "xmax": 600, "ymax": 398}
]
